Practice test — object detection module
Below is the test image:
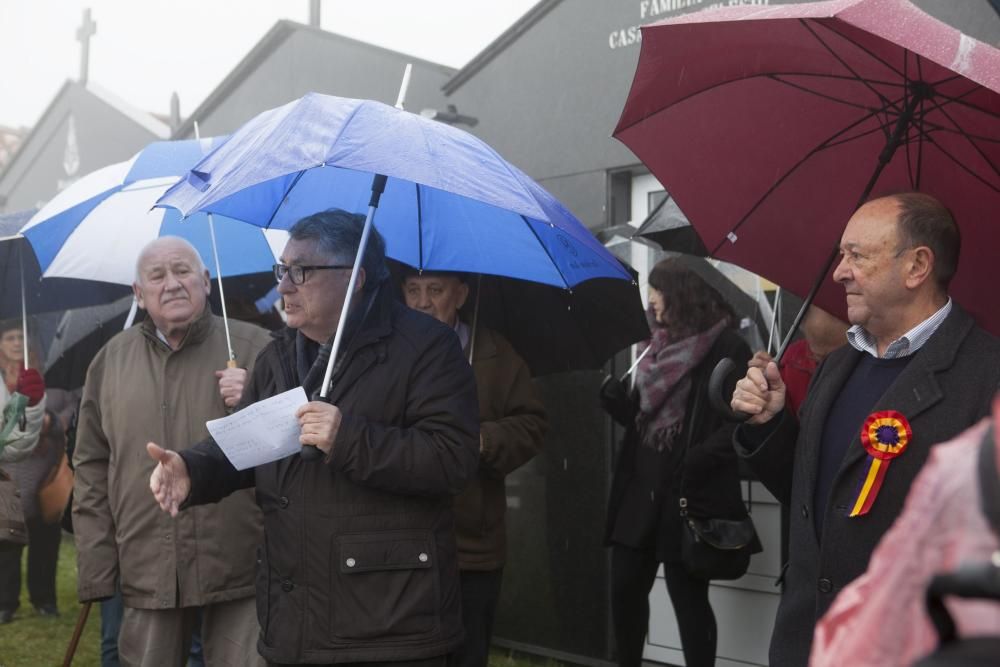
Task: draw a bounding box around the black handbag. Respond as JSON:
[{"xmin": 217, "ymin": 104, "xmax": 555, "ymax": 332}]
[
  {"xmin": 679, "ymin": 497, "xmax": 756, "ymax": 580},
  {"xmin": 676, "ymin": 364, "xmax": 759, "ymax": 581}
]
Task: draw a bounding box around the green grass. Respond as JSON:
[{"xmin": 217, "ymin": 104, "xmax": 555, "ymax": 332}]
[
  {"xmin": 0, "ymin": 535, "xmax": 554, "ymax": 667},
  {"xmin": 488, "ymin": 650, "xmax": 564, "ymax": 667},
  {"xmin": 0, "ymin": 536, "xmax": 100, "ymax": 667}
]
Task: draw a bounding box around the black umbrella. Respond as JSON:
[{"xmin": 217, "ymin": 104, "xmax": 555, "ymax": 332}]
[
  {"xmin": 389, "ymin": 261, "xmax": 650, "ymax": 377},
  {"xmin": 669, "ymin": 254, "xmax": 769, "ymax": 352},
  {"xmin": 44, "ymin": 296, "xmax": 135, "ymax": 390}
]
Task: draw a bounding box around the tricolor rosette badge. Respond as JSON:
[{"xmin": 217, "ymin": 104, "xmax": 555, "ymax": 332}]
[{"xmin": 849, "ymin": 410, "xmax": 912, "ymax": 517}]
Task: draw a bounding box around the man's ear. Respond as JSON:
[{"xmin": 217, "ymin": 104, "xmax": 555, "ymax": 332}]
[
  {"xmin": 132, "ymin": 282, "xmax": 145, "ymax": 310},
  {"xmin": 353, "ymin": 267, "xmax": 366, "ymax": 294},
  {"xmin": 456, "ymin": 281, "xmax": 470, "ymax": 310},
  {"xmin": 202, "ymin": 269, "xmax": 211, "ymax": 295},
  {"xmin": 905, "ymin": 246, "xmax": 935, "ymax": 290}
]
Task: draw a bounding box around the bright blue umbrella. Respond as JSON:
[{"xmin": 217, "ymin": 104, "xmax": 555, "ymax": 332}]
[
  {"xmin": 156, "ymin": 93, "xmax": 641, "ymax": 460},
  {"xmin": 157, "ymin": 93, "xmax": 630, "ymax": 289}
]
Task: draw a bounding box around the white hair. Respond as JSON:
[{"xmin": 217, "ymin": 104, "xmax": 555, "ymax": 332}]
[{"xmin": 134, "ymin": 236, "xmax": 207, "ymax": 283}]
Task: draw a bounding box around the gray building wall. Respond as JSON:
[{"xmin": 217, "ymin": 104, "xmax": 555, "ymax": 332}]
[
  {"xmin": 445, "ymin": 0, "xmax": 1000, "ymax": 232},
  {"xmin": 0, "ymin": 81, "xmax": 166, "ymax": 213},
  {"xmin": 175, "ymin": 24, "xmax": 454, "ymax": 138},
  {"xmin": 441, "ymin": 1, "xmax": 1000, "ymax": 664}
]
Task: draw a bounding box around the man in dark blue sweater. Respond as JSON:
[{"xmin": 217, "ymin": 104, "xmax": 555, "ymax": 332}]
[{"xmin": 730, "ymin": 192, "xmax": 1000, "ymax": 666}]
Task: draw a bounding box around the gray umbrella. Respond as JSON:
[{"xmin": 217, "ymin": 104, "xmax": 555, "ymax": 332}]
[
  {"xmin": 43, "ymin": 296, "xmax": 135, "ymax": 390},
  {"xmin": 632, "ymin": 195, "xmax": 708, "ymax": 257}
]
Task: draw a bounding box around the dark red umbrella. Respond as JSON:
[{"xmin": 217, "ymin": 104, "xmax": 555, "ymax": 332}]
[{"xmin": 614, "ymin": 0, "xmax": 1000, "ymax": 341}]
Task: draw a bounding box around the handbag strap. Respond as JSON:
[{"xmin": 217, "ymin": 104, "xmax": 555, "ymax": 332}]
[
  {"xmin": 676, "ymin": 352, "xmax": 753, "ymax": 517},
  {"xmin": 677, "ymin": 358, "xmax": 707, "ymax": 517}
]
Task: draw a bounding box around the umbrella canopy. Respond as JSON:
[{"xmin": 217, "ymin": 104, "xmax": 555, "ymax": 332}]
[
  {"xmin": 0, "ymin": 210, "xmax": 128, "ymax": 318},
  {"xmin": 43, "ymin": 295, "xmax": 134, "ymax": 390},
  {"xmin": 157, "ymin": 93, "xmax": 632, "ymax": 290},
  {"xmin": 389, "ymin": 260, "xmax": 649, "ymax": 377},
  {"xmin": 614, "ymin": 0, "xmax": 1000, "ymax": 337},
  {"xmin": 20, "ymin": 137, "xmax": 283, "ymax": 289},
  {"xmin": 632, "ymin": 196, "xmax": 708, "ymax": 257}
]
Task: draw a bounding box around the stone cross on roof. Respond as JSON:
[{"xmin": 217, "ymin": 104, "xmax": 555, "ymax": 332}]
[{"xmin": 77, "ymin": 8, "xmax": 97, "ymax": 85}]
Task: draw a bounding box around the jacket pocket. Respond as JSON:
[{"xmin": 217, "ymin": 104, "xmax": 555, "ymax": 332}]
[{"xmin": 331, "ymin": 530, "xmax": 439, "ymax": 641}]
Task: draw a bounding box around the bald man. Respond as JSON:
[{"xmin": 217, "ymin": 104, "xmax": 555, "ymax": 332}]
[
  {"xmin": 73, "ymin": 237, "xmax": 271, "ymax": 666},
  {"xmin": 730, "ymin": 193, "xmax": 1000, "ymax": 665}
]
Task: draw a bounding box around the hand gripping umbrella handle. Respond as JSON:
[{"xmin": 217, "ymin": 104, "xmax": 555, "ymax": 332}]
[{"xmin": 299, "ymin": 393, "xmax": 326, "ymax": 462}]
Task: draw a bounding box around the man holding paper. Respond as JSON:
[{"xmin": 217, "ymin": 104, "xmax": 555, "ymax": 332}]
[
  {"xmin": 73, "ymin": 237, "xmax": 271, "ymax": 666},
  {"xmin": 148, "ymin": 210, "xmax": 481, "ymax": 666}
]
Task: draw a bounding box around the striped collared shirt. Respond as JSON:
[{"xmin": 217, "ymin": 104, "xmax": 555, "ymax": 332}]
[{"xmin": 846, "ymin": 298, "xmax": 952, "ymax": 359}]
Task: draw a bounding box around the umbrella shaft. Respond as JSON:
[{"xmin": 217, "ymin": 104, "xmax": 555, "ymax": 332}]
[
  {"xmin": 207, "ymin": 213, "xmax": 235, "ymax": 362},
  {"xmin": 320, "ymin": 202, "xmax": 378, "ymax": 398},
  {"xmin": 779, "ymin": 89, "xmax": 925, "ymax": 363},
  {"xmin": 19, "ymin": 249, "xmax": 27, "ymax": 371},
  {"xmin": 776, "ymin": 244, "xmax": 840, "ymax": 363}
]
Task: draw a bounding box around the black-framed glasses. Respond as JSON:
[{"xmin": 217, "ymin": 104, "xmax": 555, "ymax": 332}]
[{"xmin": 273, "ymin": 263, "xmax": 352, "ymax": 285}]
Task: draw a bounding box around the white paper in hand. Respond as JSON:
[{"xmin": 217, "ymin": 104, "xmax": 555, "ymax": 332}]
[{"xmin": 206, "ymin": 386, "xmax": 307, "ymax": 470}]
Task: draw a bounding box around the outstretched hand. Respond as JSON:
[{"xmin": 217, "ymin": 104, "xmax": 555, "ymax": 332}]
[
  {"xmin": 147, "ymin": 442, "xmax": 191, "ymax": 517},
  {"xmin": 731, "ymin": 360, "xmax": 786, "ymax": 425}
]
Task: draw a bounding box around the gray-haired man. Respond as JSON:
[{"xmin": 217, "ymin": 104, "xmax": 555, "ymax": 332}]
[
  {"xmin": 73, "ymin": 236, "xmax": 271, "ymax": 666},
  {"xmin": 147, "ymin": 210, "xmax": 480, "ymax": 666}
]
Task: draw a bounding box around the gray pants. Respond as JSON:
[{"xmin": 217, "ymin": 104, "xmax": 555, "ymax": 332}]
[{"xmin": 118, "ymin": 597, "xmax": 264, "ymax": 667}]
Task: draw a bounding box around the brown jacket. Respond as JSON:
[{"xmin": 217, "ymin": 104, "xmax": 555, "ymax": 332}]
[
  {"xmin": 455, "ymin": 327, "xmax": 547, "ymax": 570},
  {"xmin": 72, "ymin": 308, "xmax": 271, "ymax": 608}
]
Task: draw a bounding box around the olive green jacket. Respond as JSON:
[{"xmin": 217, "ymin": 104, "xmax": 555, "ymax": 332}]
[
  {"xmin": 455, "ymin": 327, "xmax": 547, "ymax": 570},
  {"xmin": 73, "ymin": 308, "xmax": 270, "ymax": 608}
]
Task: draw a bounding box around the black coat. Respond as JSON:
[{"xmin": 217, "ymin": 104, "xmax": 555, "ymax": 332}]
[
  {"xmin": 603, "ymin": 327, "xmax": 753, "ymax": 561},
  {"xmin": 181, "ymin": 285, "xmax": 480, "ymax": 664},
  {"xmin": 736, "ymin": 304, "xmax": 1000, "ymax": 667}
]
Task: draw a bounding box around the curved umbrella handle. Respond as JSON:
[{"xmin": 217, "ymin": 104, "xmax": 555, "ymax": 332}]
[
  {"xmin": 708, "ymin": 358, "xmax": 752, "ymax": 422},
  {"xmin": 300, "ymin": 444, "xmax": 324, "ymax": 461}
]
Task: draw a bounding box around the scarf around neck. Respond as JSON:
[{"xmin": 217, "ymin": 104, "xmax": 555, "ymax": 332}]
[{"xmin": 635, "ymin": 318, "xmax": 728, "ymax": 452}]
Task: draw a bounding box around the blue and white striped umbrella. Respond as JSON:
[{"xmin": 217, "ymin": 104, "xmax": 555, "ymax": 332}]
[{"xmin": 19, "ymin": 138, "xmax": 287, "ymax": 287}]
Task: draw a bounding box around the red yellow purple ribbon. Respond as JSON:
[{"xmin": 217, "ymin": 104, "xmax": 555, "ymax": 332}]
[{"xmin": 849, "ymin": 410, "xmax": 912, "ymax": 517}]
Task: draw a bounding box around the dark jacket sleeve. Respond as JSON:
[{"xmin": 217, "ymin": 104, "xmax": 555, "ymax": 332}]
[
  {"xmin": 599, "ymin": 376, "xmax": 637, "ymax": 428},
  {"xmin": 479, "ymin": 347, "xmax": 547, "ymax": 478},
  {"xmin": 328, "ymin": 326, "xmax": 480, "ymax": 497},
  {"xmin": 733, "ymin": 410, "xmax": 798, "ymax": 506},
  {"xmin": 179, "ymin": 357, "xmax": 263, "ymax": 507},
  {"xmin": 732, "ymin": 338, "xmax": 824, "ymax": 506}
]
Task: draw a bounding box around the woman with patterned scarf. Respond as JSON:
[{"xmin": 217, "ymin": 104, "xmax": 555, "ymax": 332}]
[
  {"xmin": 600, "ymin": 258, "xmax": 756, "ymax": 667},
  {"xmin": 0, "ymin": 319, "xmax": 58, "ymax": 625}
]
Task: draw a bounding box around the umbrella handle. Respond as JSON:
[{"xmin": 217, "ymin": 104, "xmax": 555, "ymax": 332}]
[{"xmin": 708, "ymin": 358, "xmax": 752, "ymax": 422}]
